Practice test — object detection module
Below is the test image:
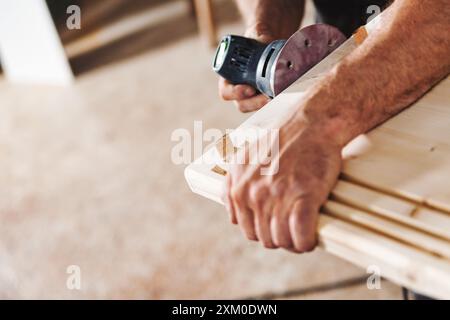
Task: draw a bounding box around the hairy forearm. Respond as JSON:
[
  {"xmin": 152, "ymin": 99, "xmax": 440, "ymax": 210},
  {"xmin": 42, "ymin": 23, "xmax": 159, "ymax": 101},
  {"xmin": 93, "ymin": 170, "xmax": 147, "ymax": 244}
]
[
  {"xmin": 235, "ymin": 0, "xmax": 305, "ymax": 38},
  {"xmin": 297, "ymin": 0, "xmax": 450, "ymax": 147}
]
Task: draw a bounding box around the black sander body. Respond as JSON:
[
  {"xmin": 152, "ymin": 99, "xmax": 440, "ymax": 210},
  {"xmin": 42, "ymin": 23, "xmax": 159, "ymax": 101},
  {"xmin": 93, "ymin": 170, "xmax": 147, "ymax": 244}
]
[{"xmin": 212, "ymin": 24, "xmax": 346, "ymax": 98}]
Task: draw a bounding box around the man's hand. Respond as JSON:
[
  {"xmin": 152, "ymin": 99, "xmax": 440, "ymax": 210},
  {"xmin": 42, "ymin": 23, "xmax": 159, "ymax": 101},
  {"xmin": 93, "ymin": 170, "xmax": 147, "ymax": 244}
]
[
  {"xmin": 219, "ymin": 0, "xmax": 304, "ymax": 112},
  {"xmin": 222, "ymin": 0, "xmax": 449, "ymax": 252},
  {"xmin": 218, "ymin": 27, "xmax": 273, "ymax": 113},
  {"xmin": 224, "ymin": 117, "xmax": 342, "ymax": 252}
]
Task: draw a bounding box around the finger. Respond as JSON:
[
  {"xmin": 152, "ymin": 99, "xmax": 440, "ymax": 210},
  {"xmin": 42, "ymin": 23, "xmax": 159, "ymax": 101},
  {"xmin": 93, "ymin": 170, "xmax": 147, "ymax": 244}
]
[
  {"xmin": 236, "ymin": 205, "xmax": 258, "ymax": 241},
  {"xmin": 229, "ymin": 147, "xmax": 258, "ymax": 241},
  {"xmin": 223, "ymin": 174, "xmax": 237, "ymax": 224},
  {"xmin": 254, "ymin": 211, "xmax": 275, "ymax": 248},
  {"xmin": 219, "ymin": 78, "xmax": 256, "ymax": 101},
  {"xmin": 289, "ymin": 199, "xmax": 319, "ymax": 253},
  {"xmin": 249, "ymin": 185, "xmax": 275, "ymax": 249},
  {"xmin": 230, "ymin": 185, "xmax": 257, "ymax": 241},
  {"xmin": 270, "ymin": 202, "xmax": 294, "ymax": 249},
  {"xmin": 235, "ymin": 94, "xmax": 271, "ymax": 113},
  {"xmin": 244, "ymin": 25, "xmax": 276, "ymax": 43}
]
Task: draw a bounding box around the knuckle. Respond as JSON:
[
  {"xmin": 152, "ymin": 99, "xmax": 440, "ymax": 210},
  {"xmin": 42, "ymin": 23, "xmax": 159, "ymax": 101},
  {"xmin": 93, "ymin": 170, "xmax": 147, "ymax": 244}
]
[
  {"xmin": 230, "ymin": 185, "xmax": 246, "ymax": 203},
  {"xmin": 249, "ymin": 184, "xmax": 268, "ymax": 207},
  {"xmin": 270, "ymin": 179, "xmax": 286, "ymax": 196},
  {"xmin": 265, "ymin": 173, "xmax": 278, "ymax": 185}
]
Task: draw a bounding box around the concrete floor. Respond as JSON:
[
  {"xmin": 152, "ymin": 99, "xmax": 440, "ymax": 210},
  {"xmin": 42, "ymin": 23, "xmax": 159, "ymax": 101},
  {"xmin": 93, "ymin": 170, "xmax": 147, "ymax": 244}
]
[{"xmin": 0, "ymin": 0, "xmax": 402, "ymax": 299}]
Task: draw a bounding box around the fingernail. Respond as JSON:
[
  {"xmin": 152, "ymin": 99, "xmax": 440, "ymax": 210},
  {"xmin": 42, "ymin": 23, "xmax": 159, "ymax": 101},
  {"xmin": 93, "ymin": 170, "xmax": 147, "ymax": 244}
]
[{"xmin": 245, "ymin": 87, "xmax": 256, "ymax": 97}]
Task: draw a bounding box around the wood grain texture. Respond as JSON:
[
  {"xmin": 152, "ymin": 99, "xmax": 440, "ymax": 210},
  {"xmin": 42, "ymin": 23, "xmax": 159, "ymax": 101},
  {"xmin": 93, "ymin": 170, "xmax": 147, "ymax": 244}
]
[
  {"xmin": 323, "ymin": 200, "xmax": 450, "ymax": 259},
  {"xmin": 341, "ymin": 81, "xmax": 450, "ymax": 214},
  {"xmin": 318, "ymin": 215, "xmax": 450, "ymax": 299},
  {"xmin": 331, "ymin": 180, "xmax": 450, "ymax": 240}
]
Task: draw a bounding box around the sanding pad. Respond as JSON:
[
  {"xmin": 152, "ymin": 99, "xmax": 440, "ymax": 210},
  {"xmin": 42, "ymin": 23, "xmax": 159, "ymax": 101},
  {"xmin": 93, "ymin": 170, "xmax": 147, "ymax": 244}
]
[{"xmin": 272, "ymin": 24, "xmax": 346, "ymax": 96}]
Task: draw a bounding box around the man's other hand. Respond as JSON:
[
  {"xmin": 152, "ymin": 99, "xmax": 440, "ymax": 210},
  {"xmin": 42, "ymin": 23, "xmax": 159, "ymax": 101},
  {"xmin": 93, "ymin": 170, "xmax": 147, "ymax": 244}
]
[
  {"xmin": 218, "ymin": 25, "xmax": 275, "ymax": 113},
  {"xmin": 223, "ymin": 117, "xmax": 342, "ymax": 253}
]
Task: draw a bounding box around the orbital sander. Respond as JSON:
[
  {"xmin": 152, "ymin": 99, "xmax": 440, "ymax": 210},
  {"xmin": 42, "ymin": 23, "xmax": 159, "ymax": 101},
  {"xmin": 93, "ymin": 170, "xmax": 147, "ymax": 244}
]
[{"xmin": 212, "ymin": 24, "xmax": 346, "ymax": 98}]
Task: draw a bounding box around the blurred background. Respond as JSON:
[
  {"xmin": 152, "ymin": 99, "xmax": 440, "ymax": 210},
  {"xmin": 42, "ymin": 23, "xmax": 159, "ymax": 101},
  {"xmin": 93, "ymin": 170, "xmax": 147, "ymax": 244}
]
[{"xmin": 0, "ymin": 0, "xmax": 402, "ymax": 299}]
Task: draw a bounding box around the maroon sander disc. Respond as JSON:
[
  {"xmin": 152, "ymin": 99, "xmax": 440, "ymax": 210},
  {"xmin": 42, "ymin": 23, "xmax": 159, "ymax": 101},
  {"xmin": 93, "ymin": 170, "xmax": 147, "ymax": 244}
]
[{"xmin": 272, "ymin": 24, "xmax": 346, "ymax": 96}]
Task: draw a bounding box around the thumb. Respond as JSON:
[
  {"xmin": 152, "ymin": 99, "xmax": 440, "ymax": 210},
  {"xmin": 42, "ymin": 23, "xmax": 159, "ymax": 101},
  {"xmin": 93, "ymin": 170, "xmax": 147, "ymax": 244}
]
[{"xmin": 244, "ymin": 23, "xmax": 277, "ymax": 43}]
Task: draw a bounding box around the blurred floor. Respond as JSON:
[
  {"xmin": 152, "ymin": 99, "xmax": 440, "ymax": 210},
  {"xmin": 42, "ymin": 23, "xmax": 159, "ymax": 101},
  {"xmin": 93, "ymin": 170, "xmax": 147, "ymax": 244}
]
[{"xmin": 0, "ymin": 0, "xmax": 402, "ymax": 299}]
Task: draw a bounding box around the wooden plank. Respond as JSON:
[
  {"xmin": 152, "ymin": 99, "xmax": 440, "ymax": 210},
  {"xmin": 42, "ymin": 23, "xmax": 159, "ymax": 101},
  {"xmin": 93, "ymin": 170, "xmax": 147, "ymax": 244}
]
[
  {"xmin": 318, "ymin": 215, "xmax": 450, "ymax": 299},
  {"xmin": 341, "ymin": 87, "xmax": 450, "ymax": 214},
  {"xmin": 331, "ymin": 180, "xmax": 450, "ymax": 240},
  {"xmin": 323, "ymin": 200, "xmax": 450, "ymax": 259},
  {"xmin": 333, "ymin": 180, "xmax": 417, "ymax": 217}
]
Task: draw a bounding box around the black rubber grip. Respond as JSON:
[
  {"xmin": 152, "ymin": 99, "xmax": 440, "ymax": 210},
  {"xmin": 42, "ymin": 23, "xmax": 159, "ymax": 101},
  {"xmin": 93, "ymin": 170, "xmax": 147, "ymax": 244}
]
[{"xmin": 212, "ymin": 35, "xmax": 267, "ymax": 89}]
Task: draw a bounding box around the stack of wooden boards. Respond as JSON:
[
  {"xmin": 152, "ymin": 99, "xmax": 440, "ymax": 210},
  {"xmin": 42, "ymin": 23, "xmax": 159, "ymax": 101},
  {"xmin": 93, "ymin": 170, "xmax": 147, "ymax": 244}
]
[{"xmin": 185, "ymin": 16, "xmax": 450, "ymax": 298}]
